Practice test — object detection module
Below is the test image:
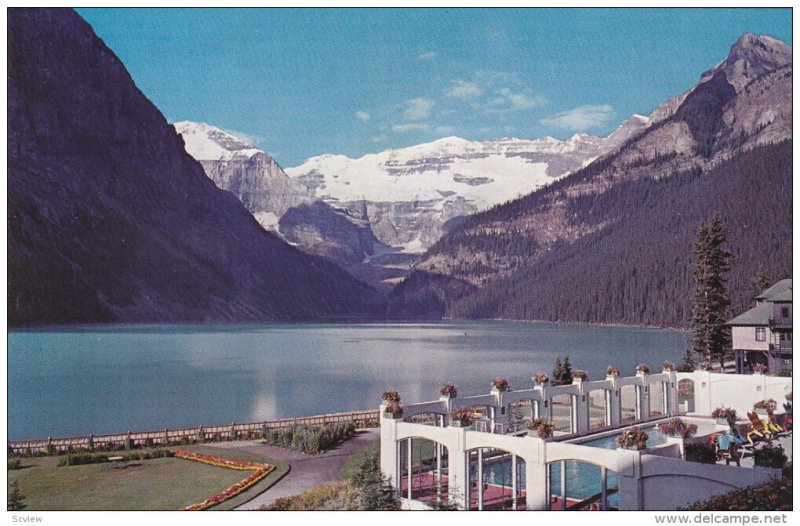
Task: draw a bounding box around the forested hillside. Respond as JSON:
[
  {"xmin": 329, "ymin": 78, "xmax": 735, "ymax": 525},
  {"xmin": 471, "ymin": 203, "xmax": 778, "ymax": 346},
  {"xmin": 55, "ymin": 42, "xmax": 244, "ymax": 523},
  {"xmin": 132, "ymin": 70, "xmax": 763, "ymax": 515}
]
[{"xmin": 444, "ymin": 141, "xmax": 792, "ymax": 327}]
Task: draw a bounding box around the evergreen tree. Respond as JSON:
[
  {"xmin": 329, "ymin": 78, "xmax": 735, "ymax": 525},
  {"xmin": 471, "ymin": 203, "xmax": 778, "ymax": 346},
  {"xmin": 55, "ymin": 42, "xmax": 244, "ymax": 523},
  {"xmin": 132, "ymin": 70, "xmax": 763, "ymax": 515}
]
[
  {"xmin": 552, "ymin": 358, "xmax": 564, "ymax": 386},
  {"xmin": 753, "ymin": 268, "xmax": 772, "ymax": 296},
  {"xmin": 353, "ymin": 448, "xmax": 399, "ymax": 510},
  {"xmin": 678, "ymin": 348, "xmax": 696, "ymax": 373},
  {"xmin": 7, "ymin": 481, "xmax": 26, "ymax": 511},
  {"xmin": 562, "ymin": 355, "xmax": 573, "ymax": 384},
  {"xmin": 691, "ymin": 214, "xmax": 732, "ymax": 371}
]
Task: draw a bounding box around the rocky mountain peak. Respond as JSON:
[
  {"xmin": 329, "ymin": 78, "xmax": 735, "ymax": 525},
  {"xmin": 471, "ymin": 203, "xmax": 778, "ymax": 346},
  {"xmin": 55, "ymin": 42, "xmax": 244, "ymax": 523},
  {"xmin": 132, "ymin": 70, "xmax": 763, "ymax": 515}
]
[
  {"xmin": 701, "ymin": 33, "xmax": 792, "ymax": 92},
  {"xmin": 173, "ymin": 121, "xmax": 262, "ymax": 161}
]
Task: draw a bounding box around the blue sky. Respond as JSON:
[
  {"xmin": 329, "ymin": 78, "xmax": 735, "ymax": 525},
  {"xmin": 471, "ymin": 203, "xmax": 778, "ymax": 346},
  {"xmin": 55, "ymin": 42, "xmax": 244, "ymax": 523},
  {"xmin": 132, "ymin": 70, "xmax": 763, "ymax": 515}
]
[{"xmin": 78, "ymin": 8, "xmax": 791, "ymax": 166}]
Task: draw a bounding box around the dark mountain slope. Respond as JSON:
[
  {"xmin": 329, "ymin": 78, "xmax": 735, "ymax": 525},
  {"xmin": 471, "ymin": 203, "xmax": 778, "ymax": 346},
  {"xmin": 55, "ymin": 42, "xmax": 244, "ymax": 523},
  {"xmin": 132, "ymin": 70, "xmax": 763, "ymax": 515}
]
[
  {"xmin": 446, "ymin": 141, "xmax": 792, "ymax": 327},
  {"xmin": 8, "ymin": 8, "xmax": 378, "ymax": 326}
]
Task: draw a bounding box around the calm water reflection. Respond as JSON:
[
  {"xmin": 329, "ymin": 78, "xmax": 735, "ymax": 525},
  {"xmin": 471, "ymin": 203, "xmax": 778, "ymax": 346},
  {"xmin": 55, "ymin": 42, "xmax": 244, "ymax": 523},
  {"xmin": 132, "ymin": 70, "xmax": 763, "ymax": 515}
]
[{"xmin": 8, "ymin": 321, "xmax": 689, "ymax": 439}]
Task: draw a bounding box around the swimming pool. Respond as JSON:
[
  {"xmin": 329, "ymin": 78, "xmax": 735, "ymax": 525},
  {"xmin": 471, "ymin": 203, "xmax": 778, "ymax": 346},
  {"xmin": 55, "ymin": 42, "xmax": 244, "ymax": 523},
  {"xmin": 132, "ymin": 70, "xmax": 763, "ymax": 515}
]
[{"xmin": 576, "ymin": 419, "xmax": 721, "ymax": 449}]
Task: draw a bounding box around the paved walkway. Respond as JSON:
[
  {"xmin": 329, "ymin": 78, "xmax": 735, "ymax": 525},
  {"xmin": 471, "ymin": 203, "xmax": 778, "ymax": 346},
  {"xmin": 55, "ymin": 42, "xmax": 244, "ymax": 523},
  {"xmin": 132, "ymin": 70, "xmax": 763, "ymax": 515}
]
[{"xmin": 203, "ymin": 428, "xmax": 379, "ymax": 510}]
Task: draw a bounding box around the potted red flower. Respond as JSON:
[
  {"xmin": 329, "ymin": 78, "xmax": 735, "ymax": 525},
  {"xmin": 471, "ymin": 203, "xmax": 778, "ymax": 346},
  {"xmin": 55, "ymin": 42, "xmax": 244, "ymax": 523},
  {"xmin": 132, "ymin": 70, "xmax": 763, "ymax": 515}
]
[
  {"xmin": 528, "ymin": 418, "xmax": 555, "ymax": 440},
  {"xmin": 490, "ymin": 378, "xmax": 511, "ymax": 392},
  {"xmin": 449, "ymin": 408, "xmax": 475, "ymax": 428},
  {"xmin": 439, "ymin": 383, "xmax": 458, "ymax": 399}
]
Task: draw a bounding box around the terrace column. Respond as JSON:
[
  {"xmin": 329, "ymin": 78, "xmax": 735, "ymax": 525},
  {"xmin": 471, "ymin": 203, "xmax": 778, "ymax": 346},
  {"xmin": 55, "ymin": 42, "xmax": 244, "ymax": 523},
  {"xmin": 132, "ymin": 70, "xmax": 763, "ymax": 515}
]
[
  {"xmin": 560, "ymin": 460, "xmax": 568, "ymax": 510},
  {"xmin": 640, "ymin": 380, "xmax": 651, "ymax": 421},
  {"xmin": 608, "ymin": 378, "xmax": 621, "ymax": 427},
  {"xmin": 477, "ymin": 448, "xmax": 484, "ymax": 510},
  {"xmin": 407, "ymin": 438, "xmax": 413, "ymax": 500},
  {"xmin": 574, "ymin": 387, "xmax": 590, "ymax": 435},
  {"xmin": 447, "ymin": 430, "xmax": 468, "ymax": 510},
  {"xmin": 436, "ymin": 442, "xmax": 442, "ymax": 504},
  {"xmin": 511, "ymin": 454, "xmax": 517, "ymax": 510},
  {"xmin": 524, "ymin": 459, "xmax": 548, "ymax": 510},
  {"xmin": 666, "ymin": 371, "xmax": 679, "ymax": 416},
  {"xmin": 379, "ymin": 408, "xmax": 400, "ymax": 490}
]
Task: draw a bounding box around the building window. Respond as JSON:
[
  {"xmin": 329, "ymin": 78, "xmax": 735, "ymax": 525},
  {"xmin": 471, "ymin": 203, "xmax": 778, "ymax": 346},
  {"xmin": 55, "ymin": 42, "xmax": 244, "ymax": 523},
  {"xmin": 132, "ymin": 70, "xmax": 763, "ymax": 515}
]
[
  {"xmin": 755, "ymin": 327, "xmax": 766, "ymax": 341},
  {"xmin": 781, "ymin": 307, "xmax": 789, "ymax": 319}
]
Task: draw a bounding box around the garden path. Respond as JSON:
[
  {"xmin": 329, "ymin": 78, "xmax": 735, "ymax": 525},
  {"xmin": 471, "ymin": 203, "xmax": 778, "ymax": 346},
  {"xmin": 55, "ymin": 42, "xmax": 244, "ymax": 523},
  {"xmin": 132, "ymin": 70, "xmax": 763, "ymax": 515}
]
[{"xmin": 203, "ymin": 428, "xmax": 379, "ymax": 510}]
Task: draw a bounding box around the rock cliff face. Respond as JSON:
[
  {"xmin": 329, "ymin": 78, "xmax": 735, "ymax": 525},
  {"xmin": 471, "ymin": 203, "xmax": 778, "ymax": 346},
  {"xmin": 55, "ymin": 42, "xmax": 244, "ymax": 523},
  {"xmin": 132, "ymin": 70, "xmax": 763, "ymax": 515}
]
[
  {"xmin": 7, "ymin": 8, "xmax": 378, "ymax": 326},
  {"xmin": 174, "ymin": 121, "xmax": 386, "ymax": 280},
  {"xmin": 388, "ymin": 33, "xmax": 792, "ymax": 325}
]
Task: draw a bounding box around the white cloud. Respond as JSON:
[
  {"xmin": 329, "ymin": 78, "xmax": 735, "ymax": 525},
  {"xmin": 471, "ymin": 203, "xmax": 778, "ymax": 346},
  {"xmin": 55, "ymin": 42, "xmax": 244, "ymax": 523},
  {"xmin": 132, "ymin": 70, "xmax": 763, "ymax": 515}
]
[
  {"xmin": 444, "ymin": 80, "xmax": 483, "ymax": 100},
  {"xmin": 508, "ymin": 92, "xmax": 544, "ymax": 109},
  {"xmin": 539, "ymin": 104, "xmax": 615, "ymax": 132},
  {"xmin": 402, "ymin": 98, "xmax": 434, "ymax": 121},
  {"xmin": 492, "ymin": 88, "xmax": 545, "ymax": 110},
  {"xmin": 417, "ymin": 51, "xmax": 437, "ymax": 61},
  {"xmin": 355, "ymin": 110, "xmax": 371, "ymax": 123},
  {"xmin": 392, "ymin": 123, "xmax": 430, "ymax": 133},
  {"xmin": 435, "ymin": 126, "xmax": 455, "ymax": 134},
  {"xmin": 370, "ymin": 134, "xmax": 387, "ymax": 143}
]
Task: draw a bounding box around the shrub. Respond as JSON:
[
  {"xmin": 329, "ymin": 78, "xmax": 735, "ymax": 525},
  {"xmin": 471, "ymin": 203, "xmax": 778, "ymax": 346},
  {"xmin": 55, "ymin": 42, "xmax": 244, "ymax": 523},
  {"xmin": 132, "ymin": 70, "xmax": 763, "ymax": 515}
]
[
  {"xmin": 661, "ymin": 361, "xmax": 676, "ymax": 371},
  {"xmin": 635, "ymin": 363, "xmax": 651, "ymax": 374},
  {"xmin": 752, "ymin": 363, "xmax": 768, "ymax": 374},
  {"xmin": 195, "ymin": 430, "xmax": 206, "ymax": 444},
  {"xmin": 8, "ymin": 480, "xmax": 26, "ymax": 511},
  {"xmin": 124, "ymin": 437, "xmax": 135, "ymax": 450},
  {"xmin": 684, "ymin": 442, "xmax": 717, "ymax": 464},
  {"xmin": 681, "ymin": 469, "xmax": 792, "ymax": 511},
  {"xmin": 144, "ymin": 437, "xmax": 154, "ymax": 448},
  {"xmin": 7, "ymin": 458, "xmax": 22, "ymax": 470},
  {"xmin": 606, "ymin": 366, "xmax": 620, "ymax": 377},
  {"xmin": 45, "ymin": 443, "xmax": 54, "ymax": 456},
  {"xmin": 532, "ymin": 373, "xmax": 549, "ymax": 384},
  {"xmin": 753, "ymin": 444, "xmax": 787, "ymax": 469}
]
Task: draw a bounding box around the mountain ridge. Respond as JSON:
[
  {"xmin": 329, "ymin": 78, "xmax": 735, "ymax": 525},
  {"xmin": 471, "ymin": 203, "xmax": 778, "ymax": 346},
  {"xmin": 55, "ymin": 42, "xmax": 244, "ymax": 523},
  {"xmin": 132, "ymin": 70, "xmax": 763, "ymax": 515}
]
[
  {"xmin": 387, "ymin": 32, "xmax": 792, "ymax": 326},
  {"xmin": 8, "ymin": 8, "xmax": 379, "ymax": 326}
]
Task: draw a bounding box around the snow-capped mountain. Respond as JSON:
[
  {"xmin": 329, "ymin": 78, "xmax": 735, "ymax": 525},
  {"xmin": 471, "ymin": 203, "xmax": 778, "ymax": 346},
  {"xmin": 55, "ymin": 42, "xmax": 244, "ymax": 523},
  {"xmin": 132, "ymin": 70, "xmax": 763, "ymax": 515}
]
[
  {"xmin": 174, "ymin": 121, "xmax": 384, "ymax": 280},
  {"xmin": 285, "ymin": 114, "xmax": 649, "ymax": 252}
]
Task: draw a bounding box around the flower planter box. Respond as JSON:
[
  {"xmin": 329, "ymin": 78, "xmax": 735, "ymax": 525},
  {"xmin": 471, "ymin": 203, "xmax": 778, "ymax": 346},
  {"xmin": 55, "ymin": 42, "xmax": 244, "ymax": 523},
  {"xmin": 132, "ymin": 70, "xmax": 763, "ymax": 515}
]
[{"xmin": 617, "ymin": 445, "xmax": 646, "ymax": 451}]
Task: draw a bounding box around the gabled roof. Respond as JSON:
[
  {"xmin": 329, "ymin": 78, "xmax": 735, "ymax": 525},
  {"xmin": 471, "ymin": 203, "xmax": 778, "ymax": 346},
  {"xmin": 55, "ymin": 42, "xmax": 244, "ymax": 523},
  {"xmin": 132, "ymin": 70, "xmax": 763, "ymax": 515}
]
[
  {"xmin": 755, "ymin": 278, "xmax": 792, "ymax": 302},
  {"xmin": 727, "ymin": 302, "xmax": 773, "ymax": 326}
]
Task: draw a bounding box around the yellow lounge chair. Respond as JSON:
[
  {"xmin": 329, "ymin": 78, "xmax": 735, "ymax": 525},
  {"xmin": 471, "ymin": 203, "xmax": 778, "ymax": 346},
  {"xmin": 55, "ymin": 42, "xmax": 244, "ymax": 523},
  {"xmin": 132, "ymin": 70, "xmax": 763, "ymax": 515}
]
[
  {"xmin": 765, "ymin": 408, "xmax": 784, "ymax": 434},
  {"xmin": 746, "ymin": 412, "xmax": 773, "ymax": 444}
]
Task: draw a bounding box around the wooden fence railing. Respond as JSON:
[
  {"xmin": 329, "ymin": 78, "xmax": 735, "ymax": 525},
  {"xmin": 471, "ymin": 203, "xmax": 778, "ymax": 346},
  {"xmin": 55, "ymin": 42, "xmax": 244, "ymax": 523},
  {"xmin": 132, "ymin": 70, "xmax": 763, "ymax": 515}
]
[{"xmin": 8, "ymin": 409, "xmax": 380, "ymax": 455}]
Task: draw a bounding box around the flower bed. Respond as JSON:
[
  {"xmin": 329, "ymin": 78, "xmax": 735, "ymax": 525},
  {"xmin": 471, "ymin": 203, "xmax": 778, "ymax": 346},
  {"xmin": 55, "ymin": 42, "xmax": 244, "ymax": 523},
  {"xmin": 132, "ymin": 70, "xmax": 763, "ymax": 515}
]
[
  {"xmin": 606, "ymin": 366, "xmax": 620, "ymax": 377},
  {"xmin": 635, "ymin": 363, "xmax": 650, "ymax": 374},
  {"xmin": 175, "ymin": 451, "xmax": 275, "ymax": 510}
]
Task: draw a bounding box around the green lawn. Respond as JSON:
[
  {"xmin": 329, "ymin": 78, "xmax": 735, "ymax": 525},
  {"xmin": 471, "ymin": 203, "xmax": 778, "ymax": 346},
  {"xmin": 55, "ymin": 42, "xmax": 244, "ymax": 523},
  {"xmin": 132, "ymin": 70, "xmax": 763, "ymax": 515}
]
[{"xmin": 8, "ymin": 446, "xmax": 288, "ymax": 511}]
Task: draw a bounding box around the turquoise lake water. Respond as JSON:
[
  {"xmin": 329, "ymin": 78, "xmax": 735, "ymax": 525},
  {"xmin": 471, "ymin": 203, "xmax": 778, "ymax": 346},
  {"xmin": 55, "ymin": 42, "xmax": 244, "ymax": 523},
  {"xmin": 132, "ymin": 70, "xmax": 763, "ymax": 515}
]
[{"xmin": 8, "ymin": 321, "xmax": 689, "ymax": 439}]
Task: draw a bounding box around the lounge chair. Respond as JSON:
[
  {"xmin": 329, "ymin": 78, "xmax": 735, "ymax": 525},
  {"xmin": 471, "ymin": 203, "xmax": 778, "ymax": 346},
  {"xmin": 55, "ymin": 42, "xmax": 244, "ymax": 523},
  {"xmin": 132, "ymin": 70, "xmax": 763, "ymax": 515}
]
[
  {"xmin": 765, "ymin": 408, "xmax": 786, "ymax": 434},
  {"xmin": 714, "ymin": 434, "xmax": 741, "ymax": 466},
  {"xmin": 745, "ymin": 412, "xmax": 773, "ymax": 444},
  {"xmin": 781, "ymin": 404, "xmax": 793, "ymax": 432},
  {"xmin": 725, "ymin": 420, "xmax": 750, "ymax": 448}
]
